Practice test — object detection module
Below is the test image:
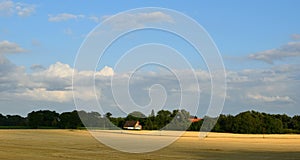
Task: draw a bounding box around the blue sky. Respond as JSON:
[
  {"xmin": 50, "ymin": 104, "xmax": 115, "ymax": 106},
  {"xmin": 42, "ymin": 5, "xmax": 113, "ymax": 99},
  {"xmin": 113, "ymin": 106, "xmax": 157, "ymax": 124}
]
[
  {"xmin": 2, "ymin": 1, "xmax": 300, "ymax": 69},
  {"xmin": 0, "ymin": 0, "xmax": 300, "ymax": 117}
]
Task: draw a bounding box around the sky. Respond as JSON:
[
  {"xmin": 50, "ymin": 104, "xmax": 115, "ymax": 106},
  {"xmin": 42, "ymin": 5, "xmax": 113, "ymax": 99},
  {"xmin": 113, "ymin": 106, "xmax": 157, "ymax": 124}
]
[{"xmin": 0, "ymin": 0, "xmax": 300, "ymax": 117}]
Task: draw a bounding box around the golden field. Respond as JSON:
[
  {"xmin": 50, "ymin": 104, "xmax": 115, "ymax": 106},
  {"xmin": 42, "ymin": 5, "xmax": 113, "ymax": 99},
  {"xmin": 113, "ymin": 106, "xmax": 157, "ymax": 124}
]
[{"xmin": 0, "ymin": 130, "xmax": 300, "ymax": 160}]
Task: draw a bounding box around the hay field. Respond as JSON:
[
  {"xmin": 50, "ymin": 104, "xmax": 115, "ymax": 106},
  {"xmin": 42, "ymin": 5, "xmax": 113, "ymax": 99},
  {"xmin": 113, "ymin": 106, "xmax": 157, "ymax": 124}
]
[{"xmin": 0, "ymin": 130, "xmax": 300, "ymax": 160}]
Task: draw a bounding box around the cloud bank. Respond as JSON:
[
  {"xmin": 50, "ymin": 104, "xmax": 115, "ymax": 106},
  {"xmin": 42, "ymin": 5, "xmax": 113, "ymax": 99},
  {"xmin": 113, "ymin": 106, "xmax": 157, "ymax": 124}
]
[
  {"xmin": 0, "ymin": 55, "xmax": 299, "ymax": 115},
  {"xmin": 248, "ymin": 41, "xmax": 300, "ymax": 64}
]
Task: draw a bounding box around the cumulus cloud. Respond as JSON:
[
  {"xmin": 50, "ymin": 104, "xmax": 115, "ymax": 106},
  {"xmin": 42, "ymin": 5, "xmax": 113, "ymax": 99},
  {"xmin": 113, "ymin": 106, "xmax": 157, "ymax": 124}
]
[
  {"xmin": 0, "ymin": 57, "xmax": 299, "ymax": 115},
  {"xmin": 35, "ymin": 62, "xmax": 74, "ymax": 78},
  {"xmin": 48, "ymin": 13, "xmax": 85, "ymax": 22},
  {"xmin": 0, "ymin": 0, "xmax": 35, "ymax": 17},
  {"xmin": 0, "ymin": 55, "xmax": 28, "ymax": 93},
  {"xmin": 248, "ymin": 41, "xmax": 300, "ymax": 64},
  {"xmin": 1, "ymin": 62, "xmax": 115, "ymax": 103},
  {"xmin": 97, "ymin": 66, "xmax": 114, "ymax": 76},
  {"xmin": 223, "ymin": 64, "xmax": 300, "ymax": 114},
  {"xmin": 0, "ymin": 40, "xmax": 26, "ymax": 54}
]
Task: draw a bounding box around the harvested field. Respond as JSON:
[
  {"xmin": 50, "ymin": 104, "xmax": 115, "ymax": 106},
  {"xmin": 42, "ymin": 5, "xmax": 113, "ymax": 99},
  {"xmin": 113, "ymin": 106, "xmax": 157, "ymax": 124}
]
[{"xmin": 0, "ymin": 130, "xmax": 300, "ymax": 160}]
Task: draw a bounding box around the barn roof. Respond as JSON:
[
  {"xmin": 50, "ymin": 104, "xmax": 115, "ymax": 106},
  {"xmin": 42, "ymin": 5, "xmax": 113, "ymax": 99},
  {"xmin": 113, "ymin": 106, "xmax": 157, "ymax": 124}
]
[{"xmin": 123, "ymin": 120, "xmax": 139, "ymax": 127}]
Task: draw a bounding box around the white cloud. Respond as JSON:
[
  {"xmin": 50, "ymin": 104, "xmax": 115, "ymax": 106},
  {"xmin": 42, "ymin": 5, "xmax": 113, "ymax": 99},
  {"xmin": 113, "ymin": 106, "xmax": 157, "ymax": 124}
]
[
  {"xmin": 0, "ymin": 55, "xmax": 29, "ymax": 94},
  {"xmin": 27, "ymin": 63, "xmax": 107, "ymax": 104},
  {"xmin": 97, "ymin": 66, "xmax": 114, "ymax": 76},
  {"xmin": 0, "ymin": 0, "xmax": 35, "ymax": 17},
  {"xmin": 48, "ymin": 13, "xmax": 85, "ymax": 22},
  {"xmin": 17, "ymin": 88, "xmax": 73, "ymax": 103},
  {"xmin": 48, "ymin": 11, "xmax": 173, "ymax": 26},
  {"xmin": 0, "ymin": 0, "xmax": 14, "ymax": 16},
  {"xmin": 291, "ymin": 34, "xmax": 300, "ymax": 40},
  {"xmin": 102, "ymin": 11, "xmax": 174, "ymax": 30},
  {"xmin": 136, "ymin": 11, "xmax": 174, "ymax": 23},
  {"xmin": 247, "ymin": 94, "xmax": 295, "ymax": 104},
  {"xmin": 248, "ymin": 41, "xmax": 300, "ymax": 64},
  {"xmin": 88, "ymin": 15, "xmax": 101, "ymax": 23},
  {"xmin": 0, "ymin": 57, "xmax": 299, "ymax": 115},
  {"xmin": 0, "ymin": 40, "xmax": 26, "ymax": 54},
  {"xmin": 15, "ymin": 2, "xmax": 35, "ymax": 17},
  {"xmin": 34, "ymin": 62, "xmax": 74, "ymax": 78},
  {"xmin": 48, "ymin": 13, "xmax": 103, "ymax": 23}
]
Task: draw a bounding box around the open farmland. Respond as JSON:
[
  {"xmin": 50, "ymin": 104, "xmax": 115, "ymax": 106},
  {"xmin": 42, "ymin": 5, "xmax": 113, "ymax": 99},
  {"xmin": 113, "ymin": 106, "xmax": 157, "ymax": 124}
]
[{"xmin": 0, "ymin": 130, "xmax": 300, "ymax": 160}]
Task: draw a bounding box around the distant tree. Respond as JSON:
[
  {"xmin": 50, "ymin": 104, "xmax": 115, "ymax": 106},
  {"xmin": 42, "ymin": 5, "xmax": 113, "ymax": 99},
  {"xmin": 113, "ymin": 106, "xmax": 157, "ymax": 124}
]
[
  {"xmin": 27, "ymin": 110, "xmax": 59, "ymax": 128},
  {"xmin": 200, "ymin": 116, "xmax": 218, "ymax": 132},
  {"xmin": 129, "ymin": 111, "xmax": 146, "ymax": 118},
  {"xmin": 166, "ymin": 109, "xmax": 191, "ymax": 130},
  {"xmin": 232, "ymin": 111, "xmax": 258, "ymax": 133},
  {"xmin": 263, "ymin": 115, "xmax": 283, "ymax": 134},
  {"xmin": 290, "ymin": 116, "xmax": 300, "ymax": 131},
  {"xmin": 0, "ymin": 114, "xmax": 7, "ymax": 126},
  {"xmin": 188, "ymin": 120, "xmax": 203, "ymax": 131},
  {"xmin": 77, "ymin": 110, "xmax": 104, "ymax": 128},
  {"xmin": 0, "ymin": 109, "xmax": 298, "ymax": 133},
  {"xmin": 150, "ymin": 109, "xmax": 155, "ymax": 117},
  {"xmin": 137, "ymin": 110, "xmax": 156, "ymax": 130},
  {"xmin": 155, "ymin": 110, "xmax": 172, "ymax": 129},
  {"xmin": 105, "ymin": 112, "xmax": 112, "ymax": 119},
  {"xmin": 214, "ymin": 114, "xmax": 234, "ymax": 132},
  {"xmin": 274, "ymin": 114, "xmax": 291, "ymax": 129},
  {"xmin": 6, "ymin": 115, "xmax": 27, "ymax": 126},
  {"xmin": 143, "ymin": 118, "xmax": 154, "ymax": 130},
  {"xmin": 171, "ymin": 109, "xmax": 179, "ymax": 118},
  {"xmin": 59, "ymin": 111, "xmax": 82, "ymax": 129},
  {"xmin": 109, "ymin": 117, "xmax": 125, "ymax": 128}
]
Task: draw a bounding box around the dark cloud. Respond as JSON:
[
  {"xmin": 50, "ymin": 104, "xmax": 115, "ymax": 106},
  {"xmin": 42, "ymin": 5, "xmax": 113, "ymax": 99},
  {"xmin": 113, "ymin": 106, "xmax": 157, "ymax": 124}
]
[{"xmin": 0, "ymin": 55, "xmax": 25, "ymax": 92}]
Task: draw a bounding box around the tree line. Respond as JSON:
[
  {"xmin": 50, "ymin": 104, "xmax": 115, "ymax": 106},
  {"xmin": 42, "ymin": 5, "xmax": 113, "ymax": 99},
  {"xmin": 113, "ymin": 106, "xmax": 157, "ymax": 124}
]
[{"xmin": 0, "ymin": 109, "xmax": 300, "ymax": 134}]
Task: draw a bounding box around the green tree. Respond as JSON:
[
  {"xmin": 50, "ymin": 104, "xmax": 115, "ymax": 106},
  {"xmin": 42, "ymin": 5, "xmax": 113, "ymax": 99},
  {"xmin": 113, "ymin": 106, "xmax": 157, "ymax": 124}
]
[
  {"xmin": 155, "ymin": 110, "xmax": 172, "ymax": 129},
  {"xmin": 6, "ymin": 115, "xmax": 27, "ymax": 126},
  {"xmin": 129, "ymin": 111, "xmax": 146, "ymax": 118},
  {"xmin": 59, "ymin": 111, "xmax": 82, "ymax": 129},
  {"xmin": 105, "ymin": 112, "xmax": 112, "ymax": 119},
  {"xmin": 0, "ymin": 114, "xmax": 6, "ymax": 126},
  {"xmin": 27, "ymin": 110, "xmax": 59, "ymax": 128},
  {"xmin": 290, "ymin": 116, "xmax": 300, "ymax": 131},
  {"xmin": 150, "ymin": 109, "xmax": 155, "ymax": 117}
]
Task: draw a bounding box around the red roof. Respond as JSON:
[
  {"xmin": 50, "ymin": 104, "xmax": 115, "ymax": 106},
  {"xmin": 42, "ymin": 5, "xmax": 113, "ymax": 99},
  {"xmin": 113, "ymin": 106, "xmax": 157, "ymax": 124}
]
[{"xmin": 189, "ymin": 118, "xmax": 202, "ymax": 123}]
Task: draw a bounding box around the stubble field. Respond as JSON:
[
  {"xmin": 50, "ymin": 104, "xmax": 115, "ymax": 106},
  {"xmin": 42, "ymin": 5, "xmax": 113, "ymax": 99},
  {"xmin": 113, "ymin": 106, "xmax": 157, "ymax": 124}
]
[{"xmin": 0, "ymin": 130, "xmax": 300, "ymax": 160}]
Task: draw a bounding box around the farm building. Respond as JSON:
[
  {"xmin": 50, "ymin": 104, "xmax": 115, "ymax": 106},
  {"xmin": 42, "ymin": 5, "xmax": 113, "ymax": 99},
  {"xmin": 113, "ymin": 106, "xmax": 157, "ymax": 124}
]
[
  {"xmin": 123, "ymin": 120, "xmax": 142, "ymax": 130},
  {"xmin": 189, "ymin": 116, "xmax": 202, "ymax": 123}
]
